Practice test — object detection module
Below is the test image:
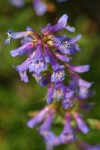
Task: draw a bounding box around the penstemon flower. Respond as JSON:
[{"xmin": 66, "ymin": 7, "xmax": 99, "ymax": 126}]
[
  {"xmin": 26, "ymin": 102, "xmax": 90, "ymax": 150},
  {"xmin": 9, "ymin": 0, "xmax": 68, "ymax": 16},
  {"xmin": 5, "ymin": 14, "xmax": 95, "ymax": 149}
]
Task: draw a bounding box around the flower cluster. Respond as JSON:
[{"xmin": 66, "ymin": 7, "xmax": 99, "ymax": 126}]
[
  {"xmin": 5, "ymin": 14, "xmax": 94, "ymax": 149},
  {"xmin": 9, "ymin": 0, "xmax": 67, "ymax": 16},
  {"xmin": 27, "ymin": 103, "xmax": 90, "ymax": 150}
]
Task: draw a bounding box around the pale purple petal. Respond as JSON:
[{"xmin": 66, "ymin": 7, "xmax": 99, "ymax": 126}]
[
  {"xmin": 16, "ymin": 52, "xmax": 35, "ymax": 72},
  {"xmin": 33, "ymin": 0, "xmax": 47, "ymax": 16},
  {"xmin": 69, "ymin": 64, "xmax": 90, "ymax": 73},
  {"xmin": 55, "ymin": 53, "xmax": 71, "ymax": 62},
  {"xmin": 39, "ymin": 109, "xmax": 55, "ymax": 131},
  {"xmin": 19, "ymin": 71, "xmax": 29, "ymax": 83},
  {"xmin": 59, "ymin": 112, "xmax": 75, "ymax": 143},
  {"xmin": 65, "ymin": 25, "xmax": 75, "ymax": 32},
  {"xmin": 70, "ymin": 72, "xmax": 93, "ymax": 88},
  {"xmin": 74, "ymin": 113, "xmax": 89, "ymax": 134},
  {"xmin": 27, "ymin": 107, "xmax": 49, "ymax": 128},
  {"xmin": 10, "ymin": 42, "xmax": 34, "ymax": 57},
  {"xmin": 49, "ymin": 14, "xmax": 68, "ymax": 33},
  {"xmin": 10, "ymin": 0, "xmax": 24, "ymax": 7},
  {"xmin": 58, "ymin": 14, "xmax": 68, "ymax": 27},
  {"xmin": 7, "ymin": 30, "xmax": 27, "ymax": 39},
  {"xmin": 70, "ymin": 34, "xmax": 82, "ymax": 43}
]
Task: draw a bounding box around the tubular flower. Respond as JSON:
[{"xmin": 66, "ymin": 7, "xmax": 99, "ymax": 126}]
[
  {"xmin": 9, "ymin": 0, "xmax": 68, "ymax": 16},
  {"xmin": 27, "ymin": 105, "xmax": 90, "ymax": 150},
  {"xmin": 6, "ymin": 14, "xmax": 95, "ymax": 149},
  {"xmin": 5, "ymin": 14, "xmax": 88, "ymax": 106}
]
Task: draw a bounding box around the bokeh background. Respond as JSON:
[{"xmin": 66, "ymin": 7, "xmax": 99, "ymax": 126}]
[{"xmin": 0, "ymin": 0, "xmax": 100, "ymax": 150}]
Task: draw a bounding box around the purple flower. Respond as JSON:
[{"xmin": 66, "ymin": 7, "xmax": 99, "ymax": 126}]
[
  {"xmin": 68, "ymin": 64, "xmax": 90, "ymax": 73},
  {"xmin": 78, "ymin": 86, "xmax": 95, "ymax": 99},
  {"xmin": 10, "ymin": 42, "xmax": 34, "ymax": 57},
  {"xmin": 10, "ymin": 0, "xmax": 68, "ymax": 16},
  {"xmin": 70, "ymin": 72, "xmax": 93, "ymax": 88},
  {"xmin": 44, "ymin": 44, "xmax": 51, "ymax": 63},
  {"xmin": 46, "ymin": 83, "xmax": 54, "ymax": 104},
  {"xmin": 52, "ymin": 82, "xmax": 66, "ymax": 102},
  {"xmin": 5, "ymin": 15, "xmax": 82, "ymax": 86},
  {"xmin": 19, "ymin": 71, "xmax": 29, "ymax": 83},
  {"xmin": 59, "ymin": 112, "xmax": 75, "ymax": 143},
  {"xmin": 9, "ymin": 0, "xmax": 24, "ymax": 7},
  {"xmin": 32, "ymin": 73, "xmax": 51, "ymax": 86},
  {"xmin": 42, "ymin": 14, "xmax": 75, "ymax": 35},
  {"xmin": 51, "ymin": 65, "xmax": 65, "ymax": 82},
  {"xmin": 62, "ymin": 87, "xmax": 76, "ymax": 108},
  {"xmin": 39, "ymin": 109, "xmax": 55, "ymax": 132},
  {"xmin": 5, "ymin": 30, "xmax": 29, "ymax": 44},
  {"xmin": 27, "ymin": 107, "xmax": 50, "ymax": 128},
  {"xmin": 5, "ymin": 14, "xmax": 92, "ymax": 108},
  {"xmin": 55, "ymin": 52, "xmax": 71, "ymax": 63},
  {"xmin": 33, "ymin": 0, "xmax": 47, "ymax": 16},
  {"xmin": 69, "ymin": 71, "xmax": 93, "ymax": 99},
  {"xmin": 53, "ymin": 34, "xmax": 81, "ymax": 55},
  {"xmin": 15, "ymin": 52, "xmax": 35, "ymax": 80},
  {"xmin": 9, "ymin": 0, "xmax": 47, "ymax": 15},
  {"xmin": 73, "ymin": 113, "xmax": 89, "ymax": 134},
  {"xmin": 29, "ymin": 41, "xmax": 47, "ymax": 74}
]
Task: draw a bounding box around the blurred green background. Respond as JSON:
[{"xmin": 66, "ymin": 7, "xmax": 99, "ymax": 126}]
[{"xmin": 0, "ymin": 0, "xmax": 100, "ymax": 150}]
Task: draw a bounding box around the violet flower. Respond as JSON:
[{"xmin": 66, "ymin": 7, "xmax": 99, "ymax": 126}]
[
  {"xmin": 5, "ymin": 14, "xmax": 82, "ymax": 89},
  {"xmin": 73, "ymin": 113, "xmax": 89, "ymax": 134},
  {"xmin": 10, "ymin": 0, "xmax": 67, "ymax": 16},
  {"xmin": 5, "ymin": 4, "xmax": 96, "ymax": 150},
  {"xmin": 5, "ymin": 14, "xmax": 93, "ymax": 110},
  {"xmin": 27, "ymin": 107, "xmax": 50, "ymax": 128},
  {"xmin": 9, "ymin": 0, "xmax": 24, "ymax": 8}
]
